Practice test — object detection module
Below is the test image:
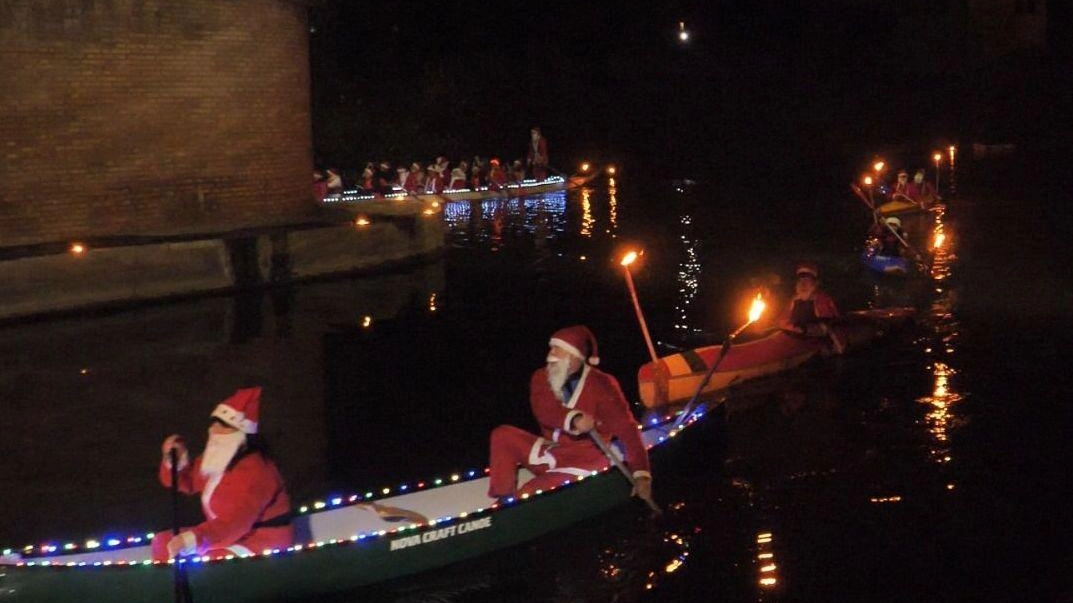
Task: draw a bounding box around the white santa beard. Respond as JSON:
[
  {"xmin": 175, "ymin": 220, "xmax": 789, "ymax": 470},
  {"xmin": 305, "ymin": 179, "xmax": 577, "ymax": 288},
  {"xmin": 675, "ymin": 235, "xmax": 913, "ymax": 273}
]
[
  {"xmin": 546, "ymin": 359, "xmax": 572, "ymax": 401},
  {"xmin": 200, "ymin": 431, "xmax": 247, "ymax": 477}
]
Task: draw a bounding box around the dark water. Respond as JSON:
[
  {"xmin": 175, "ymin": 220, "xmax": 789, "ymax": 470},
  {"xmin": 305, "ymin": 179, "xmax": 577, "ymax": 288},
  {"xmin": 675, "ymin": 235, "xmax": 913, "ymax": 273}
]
[{"xmin": 2, "ymin": 152, "xmax": 1072, "ymax": 602}]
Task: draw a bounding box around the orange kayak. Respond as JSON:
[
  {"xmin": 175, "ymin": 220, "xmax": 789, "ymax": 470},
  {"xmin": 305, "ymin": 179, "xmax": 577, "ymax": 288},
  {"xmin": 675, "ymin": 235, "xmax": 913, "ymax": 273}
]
[{"xmin": 638, "ymin": 308, "xmax": 914, "ymax": 408}]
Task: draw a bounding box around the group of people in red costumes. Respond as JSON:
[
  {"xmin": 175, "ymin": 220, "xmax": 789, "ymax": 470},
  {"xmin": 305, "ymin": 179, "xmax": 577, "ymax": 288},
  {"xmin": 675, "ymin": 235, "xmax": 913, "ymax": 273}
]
[
  {"xmin": 313, "ymin": 127, "xmax": 551, "ymax": 201},
  {"xmin": 888, "ymin": 168, "xmax": 940, "ymax": 208}
]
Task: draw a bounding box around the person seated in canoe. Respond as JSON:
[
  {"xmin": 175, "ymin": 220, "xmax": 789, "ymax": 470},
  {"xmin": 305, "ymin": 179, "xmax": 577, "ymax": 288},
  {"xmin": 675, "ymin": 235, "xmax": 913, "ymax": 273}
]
[
  {"xmin": 890, "ymin": 170, "xmax": 911, "ymax": 201},
  {"xmin": 425, "ymin": 163, "xmax": 445, "ymax": 194},
  {"xmin": 152, "ymin": 386, "xmax": 294, "ymax": 561},
  {"xmin": 487, "ymin": 325, "xmax": 654, "ymax": 507},
  {"xmin": 906, "ymin": 169, "xmax": 940, "ymax": 208},
  {"xmin": 868, "ymin": 217, "xmax": 907, "ymax": 257},
  {"xmin": 448, "ymin": 160, "xmax": 468, "ymax": 190},
  {"xmin": 778, "ymin": 262, "xmax": 845, "ymax": 353},
  {"xmin": 510, "ymin": 159, "xmax": 527, "ymax": 183},
  {"xmin": 487, "ymin": 158, "xmax": 508, "ymax": 189}
]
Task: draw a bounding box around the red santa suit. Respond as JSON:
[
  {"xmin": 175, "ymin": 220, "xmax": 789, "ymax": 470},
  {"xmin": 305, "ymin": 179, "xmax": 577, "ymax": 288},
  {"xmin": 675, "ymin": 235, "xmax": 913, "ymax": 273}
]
[
  {"xmin": 448, "ymin": 167, "xmax": 468, "ymax": 190},
  {"xmin": 425, "ymin": 169, "xmax": 444, "ymax": 194},
  {"xmin": 488, "ymin": 363, "xmax": 651, "ymax": 498},
  {"xmin": 152, "ymin": 387, "xmax": 293, "ymax": 561},
  {"xmin": 152, "ymin": 452, "xmax": 292, "ymax": 560},
  {"xmin": 527, "ymin": 133, "xmax": 549, "ymax": 180},
  {"xmin": 488, "ymin": 163, "xmax": 507, "ymax": 189}
]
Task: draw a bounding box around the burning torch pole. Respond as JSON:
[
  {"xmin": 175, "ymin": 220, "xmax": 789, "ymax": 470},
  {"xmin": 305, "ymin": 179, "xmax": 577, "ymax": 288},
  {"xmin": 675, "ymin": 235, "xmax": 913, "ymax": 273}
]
[
  {"xmin": 671, "ymin": 294, "xmax": 766, "ymax": 431},
  {"xmin": 620, "ymin": 250, "xmax": 659, "ymax": 364}
]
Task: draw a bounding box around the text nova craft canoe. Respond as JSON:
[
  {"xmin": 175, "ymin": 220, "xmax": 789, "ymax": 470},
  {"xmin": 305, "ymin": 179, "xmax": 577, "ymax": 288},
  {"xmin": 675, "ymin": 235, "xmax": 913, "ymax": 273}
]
[{"xmin": 0, "ymin": 406, "xmax": 702, "ymax": 603}]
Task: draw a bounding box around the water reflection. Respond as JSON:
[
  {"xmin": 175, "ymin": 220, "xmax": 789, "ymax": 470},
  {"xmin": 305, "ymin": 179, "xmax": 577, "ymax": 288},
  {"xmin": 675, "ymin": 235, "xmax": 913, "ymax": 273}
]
[
  {"xmin": 608, "ymin": 180, "xmax": 619, "ymax": 235},
  {"xmin": 918, "ymin": 205, "xmax": 965, "ymax": 465},
  {"xmin": 442, "ymin": 191, "xmax": 569, "ymax": 248},
  {"xmin": 580, "ymin": 187, "xmax": 594, "ymax": 238},
  {"xmin": 673, "ymin": 214, "xmax": 702, "ymax": 337}
]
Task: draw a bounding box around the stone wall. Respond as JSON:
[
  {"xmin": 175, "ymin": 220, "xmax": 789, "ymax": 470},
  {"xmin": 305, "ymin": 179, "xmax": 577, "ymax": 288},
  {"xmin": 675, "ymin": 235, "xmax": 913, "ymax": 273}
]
[{"xmin": 0, "ymin": 0, "xmax": 313, "ymax": 248}]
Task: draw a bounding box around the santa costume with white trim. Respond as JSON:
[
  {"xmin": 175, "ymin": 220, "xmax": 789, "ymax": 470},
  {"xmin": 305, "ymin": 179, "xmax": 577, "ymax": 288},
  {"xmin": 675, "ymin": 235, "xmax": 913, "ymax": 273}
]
[
  {"xmin": 152, "ymin": 387, "xmax": 293, "ymax": 561},
  {"xmin": 488, "ymin": 326, "xmax": 651, "ymax": 499}
]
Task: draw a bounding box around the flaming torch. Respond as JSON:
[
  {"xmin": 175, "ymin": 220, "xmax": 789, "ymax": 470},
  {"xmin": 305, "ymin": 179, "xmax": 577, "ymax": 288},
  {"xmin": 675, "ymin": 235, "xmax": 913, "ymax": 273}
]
[
  {"xmin": 620, "ymin": 250, "xmax": 659, "ymax": 364},
  {"xmin": 671, "ymin": 293, "xmax": 766, "ymax": 430},
  {"xmin": 933, "ymin": 152, "xmax": 942, "ymax": 192}
]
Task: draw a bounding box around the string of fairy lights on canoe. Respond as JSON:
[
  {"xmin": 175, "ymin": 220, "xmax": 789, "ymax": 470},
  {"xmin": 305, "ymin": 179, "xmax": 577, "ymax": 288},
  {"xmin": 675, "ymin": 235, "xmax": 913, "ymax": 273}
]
[
  {"xmin": 4, "ymin": 409, "xmax": 700, "ymax": 568},
  {"xmin": 323, "ymin": 176, "xmax": 566, "ymax": 204}
]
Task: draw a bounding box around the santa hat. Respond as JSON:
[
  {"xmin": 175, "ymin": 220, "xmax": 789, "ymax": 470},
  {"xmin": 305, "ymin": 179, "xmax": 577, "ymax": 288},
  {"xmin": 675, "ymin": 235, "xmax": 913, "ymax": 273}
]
[
  {"xmin": 211, "ymin": 387, "xmax": 261, "ymax": 434},
  {"xmin": 795, "ymin": 262, "xmax": 819, "ymax": 278},
  {"xmin": 549, "ymin": 325, "xmax": 600, "ymax": 365}
]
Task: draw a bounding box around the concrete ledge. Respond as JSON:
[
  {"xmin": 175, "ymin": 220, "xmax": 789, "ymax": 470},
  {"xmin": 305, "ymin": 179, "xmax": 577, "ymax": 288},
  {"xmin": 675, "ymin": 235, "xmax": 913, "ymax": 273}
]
[
  {"xmin": 0, "ymin": 202, "xmax": 446, "ymax": 321},
  {"xmin": 285, "ymin": 211, "xmax": 442, "ymax": 279},
  {"xmin": 0, "ymin": 240, "xmax": 232, "ymax": 320}
]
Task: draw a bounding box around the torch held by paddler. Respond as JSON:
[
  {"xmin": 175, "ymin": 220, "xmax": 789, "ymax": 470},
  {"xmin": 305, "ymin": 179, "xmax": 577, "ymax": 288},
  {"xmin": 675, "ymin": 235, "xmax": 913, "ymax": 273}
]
[
  {"xmin": 620, "ymin": 250, "xmax": 659, "ymax": 364},
  {"xmin": 671, "ymin": 294, "xmax": 766, "ymax": 431}
]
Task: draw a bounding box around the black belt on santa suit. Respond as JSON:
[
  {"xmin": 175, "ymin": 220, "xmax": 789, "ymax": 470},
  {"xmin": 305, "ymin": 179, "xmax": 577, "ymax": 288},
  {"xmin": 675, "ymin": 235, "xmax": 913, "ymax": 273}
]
[{"xmin": 252, "ymin": 512, "xmax": 294, "ymax": 529}]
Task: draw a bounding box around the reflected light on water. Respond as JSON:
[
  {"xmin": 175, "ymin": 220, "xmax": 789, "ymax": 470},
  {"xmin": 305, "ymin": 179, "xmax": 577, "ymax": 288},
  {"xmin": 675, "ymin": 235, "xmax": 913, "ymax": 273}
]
[
  {"xmin": 602, "ymin": 527, "xmax": 693, "ymax": 594},
  {"xmin": 918, "ymin": 206, "xmax": 965, "ymax": 463},
  {"xmin": 918, "ymin": 361, "xmax": 964, "ymax": 451},
  {"xmin": 673, "ymin": 214, "xmax": 701, "ymax": 335},
  {"xmin": 580, "ymin": 187, "xmax": 594, "ymax": 238},
  {"xmin": 755, "ymin": 530, "xmax": 779, "ymax": 589},
  {"xmin": 608, "ymin": 182, "xmax": 618, "ymax": 235}
]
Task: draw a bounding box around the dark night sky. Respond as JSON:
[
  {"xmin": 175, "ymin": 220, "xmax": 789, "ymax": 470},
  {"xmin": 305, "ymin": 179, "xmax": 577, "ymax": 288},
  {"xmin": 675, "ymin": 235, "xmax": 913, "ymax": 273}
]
[{"xmin": 308, "ymin": 1, "xmax": 1071, "ymax": 180}]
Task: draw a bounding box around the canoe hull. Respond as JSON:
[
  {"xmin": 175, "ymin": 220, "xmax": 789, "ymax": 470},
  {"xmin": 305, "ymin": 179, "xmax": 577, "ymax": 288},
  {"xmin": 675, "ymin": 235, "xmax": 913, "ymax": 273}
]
[
  {"xmin": 638, "ymin": 331, "xmax": 822, "ymax": 408},
  {"xmin": 638, "ymin": 313, "xmax": 901, "ymax": 408},
  {"xmin": 0, "ymin": 472, "xmax": 631, "ymax": 603},
  {"xmin": 322, "ymin": 173, "xmax": 593, "ymax": 207}
]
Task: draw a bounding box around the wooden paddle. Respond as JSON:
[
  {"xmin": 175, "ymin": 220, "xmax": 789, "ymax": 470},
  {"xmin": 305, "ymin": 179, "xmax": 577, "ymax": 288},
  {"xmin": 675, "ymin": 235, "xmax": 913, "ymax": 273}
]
[
  {"xmin": 170, "ymin": 448, "xmax": 193, "ymax": 603},
  {"xmin": 587, "ymin": 431, "xmax": 662, "ymax": 516}
]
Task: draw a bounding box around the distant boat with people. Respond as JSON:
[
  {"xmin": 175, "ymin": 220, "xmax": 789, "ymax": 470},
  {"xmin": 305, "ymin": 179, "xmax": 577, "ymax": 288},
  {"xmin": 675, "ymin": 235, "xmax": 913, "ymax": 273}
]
[{"xmin": 322, "ymin": 171, "xmax": 600, "ymax": 207}]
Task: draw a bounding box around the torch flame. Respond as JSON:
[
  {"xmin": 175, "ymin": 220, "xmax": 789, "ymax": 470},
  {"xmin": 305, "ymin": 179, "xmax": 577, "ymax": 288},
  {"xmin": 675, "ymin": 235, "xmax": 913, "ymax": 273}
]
[
  {"xmin": 933, "ymin": 152, "xmax": 942, "ymax": 163},
  {"xmin": 873, "ymin": 160, "xmax": 885, "ymax": 173},
  {"xmin": 580, "ymin": 162, "xmax": 591, "ymax": 173},
  {"xmin": 620, "ymin": 250, "xmax": 639, "ymax": 267},
  {"xmin": 934, "ymin": 232, "xmax": 945, "ymax": 249},
  {"xmin": 863, "ymin": 175, "xmax": 873, "ymax": 186},
  {"xmin": 747, "ymin": 294, "xmax": 766, "ymax": 324}
]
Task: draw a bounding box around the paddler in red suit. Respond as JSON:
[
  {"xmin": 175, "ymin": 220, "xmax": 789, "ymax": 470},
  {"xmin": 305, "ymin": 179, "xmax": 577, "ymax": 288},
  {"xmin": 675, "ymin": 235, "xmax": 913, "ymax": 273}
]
[
  {"xmin": 905, "ymin": 169, "xmax": 940, "ymax": 208},
  {"xmin": 890, "ymin": 170, "xmax": 910, "ymax": 201},
  {"xmin": 526, "ymin": 126, "xmax": 549, "ymax": 180},
  {"xmin": 778, "ymin": 262, "xmax": 845, "ymax": 353},
  {"xmin": 152, "ymin": 387, "xmax": 293, "ymax": 560},
  {"xmin": 487, "ymin": 158, "xmax": 507, "ymax": 190},
  {"xmin": 488, "ymin": 326, "xmax": 654, "ymax": 506}
]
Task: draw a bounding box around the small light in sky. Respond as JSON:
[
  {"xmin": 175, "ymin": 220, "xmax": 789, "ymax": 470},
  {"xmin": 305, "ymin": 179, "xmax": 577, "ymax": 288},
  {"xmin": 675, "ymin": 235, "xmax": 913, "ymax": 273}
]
[{"xmin": 677, "ymin": 21, "xmax": 690, "ymax": 42}]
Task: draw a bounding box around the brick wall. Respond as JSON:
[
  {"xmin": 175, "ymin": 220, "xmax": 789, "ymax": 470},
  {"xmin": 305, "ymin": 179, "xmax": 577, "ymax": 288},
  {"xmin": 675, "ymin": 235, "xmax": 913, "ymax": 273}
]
[{"xmin": 0, "ymin": 0, "xmax": 313, "ymax": 248}]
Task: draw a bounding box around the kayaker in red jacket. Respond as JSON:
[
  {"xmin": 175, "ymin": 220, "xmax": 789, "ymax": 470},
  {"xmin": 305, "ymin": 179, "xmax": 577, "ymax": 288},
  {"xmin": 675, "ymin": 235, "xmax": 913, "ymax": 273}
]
[
  {"xmin": 153, "ymin": 387, "xmax": 293, "ymax": 561},
  {"xmin": 779, "ymin": 262, "xmax": 845, "ymax": 353},
  {"xmin": 905, "ymin": 169, "xmax": 940, "ymax": 207},
  {"xmin": 487, "ymin": 326, "xmax": 654, "ymax": 507}
]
